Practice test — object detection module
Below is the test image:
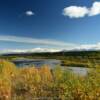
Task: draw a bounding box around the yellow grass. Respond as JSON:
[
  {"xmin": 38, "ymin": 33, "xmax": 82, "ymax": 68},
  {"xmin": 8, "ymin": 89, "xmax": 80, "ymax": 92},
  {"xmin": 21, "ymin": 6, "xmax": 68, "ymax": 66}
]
[{"xmin": 0, "ymin": 60, "xmax": 100, "ymax": 100}]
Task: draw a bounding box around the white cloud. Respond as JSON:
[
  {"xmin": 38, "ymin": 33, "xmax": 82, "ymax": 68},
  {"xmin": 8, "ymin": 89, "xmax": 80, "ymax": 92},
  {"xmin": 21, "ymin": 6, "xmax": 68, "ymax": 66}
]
[
  {"xmin": 0, "ymin": 43, "xmax": 100, "ymax": 54},
  {"xmin": 89, "ymin": 2, "xmax": 100, "ymax": 16},
  {"xmin": 63, "ymin": 6, "xmax": 88, "ymax": 18},
  {"xmin": 0, "ymin": 35, "xmax": 100, "ymax": 53},
  {"xmin": 0, "ymin": 48, "xmax": 61, "ymax": 54},
  {"xmin": 0, "ymin": 35, "xmax": 77, "ymax": 48},
  {"xmin": 25, "ymin": 11, "xmax": 34, "ymax": 16},
  {"xmin": 63, "ymin": 1, "xmax": 100, "ymax": 18},
  {"xmin": 72, "ymin": 43, "xmax": 100, "ymax": 51}
]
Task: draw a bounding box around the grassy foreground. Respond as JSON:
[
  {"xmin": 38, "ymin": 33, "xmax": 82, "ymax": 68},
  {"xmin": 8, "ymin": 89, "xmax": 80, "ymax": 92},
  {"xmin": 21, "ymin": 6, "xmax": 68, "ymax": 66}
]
[{"xmin": 0, "ymin": 60, "xmax": 100, "ymax": 100}]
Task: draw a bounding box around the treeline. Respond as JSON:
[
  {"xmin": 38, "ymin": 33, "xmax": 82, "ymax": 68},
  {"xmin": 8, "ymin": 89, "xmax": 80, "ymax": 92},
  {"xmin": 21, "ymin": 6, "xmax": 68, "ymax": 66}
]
[{"xmin": 1, "ymin": 50, "xmax": 100, "ymax": 59}]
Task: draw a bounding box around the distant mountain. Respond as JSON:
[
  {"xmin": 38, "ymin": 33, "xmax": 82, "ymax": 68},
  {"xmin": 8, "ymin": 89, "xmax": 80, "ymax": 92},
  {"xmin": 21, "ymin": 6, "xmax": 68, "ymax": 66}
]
[
  {"xmin": 0, "ymin": 43, "xmax": 100, "ymax": 54},
  {"xmin": 0, "ymin": 48, "xmax": 61, "ymax": 54}
]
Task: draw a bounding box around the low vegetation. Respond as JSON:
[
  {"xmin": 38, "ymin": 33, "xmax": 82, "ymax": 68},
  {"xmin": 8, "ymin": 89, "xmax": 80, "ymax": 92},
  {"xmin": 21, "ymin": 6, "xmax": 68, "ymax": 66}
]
[
  {"xmin": 1, "ymin": 51, "xmax": 100, "ymax": 67},
  {"xmin": 0, "ymin": 60, "xmax": 100, "ymax": 100}
]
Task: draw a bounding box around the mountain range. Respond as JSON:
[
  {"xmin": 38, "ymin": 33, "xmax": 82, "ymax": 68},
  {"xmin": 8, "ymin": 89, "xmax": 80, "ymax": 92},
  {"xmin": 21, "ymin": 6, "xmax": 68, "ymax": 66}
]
[{"xmin": 1, "ymin": 43, "xmax": 100, "ymax": 54}]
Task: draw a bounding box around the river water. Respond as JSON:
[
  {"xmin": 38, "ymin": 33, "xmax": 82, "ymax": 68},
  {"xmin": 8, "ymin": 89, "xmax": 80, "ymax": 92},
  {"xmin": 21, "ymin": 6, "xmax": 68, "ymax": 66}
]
[{"xmin": 12, "ymin": 59, "xmax": 89, "ymax": 76}]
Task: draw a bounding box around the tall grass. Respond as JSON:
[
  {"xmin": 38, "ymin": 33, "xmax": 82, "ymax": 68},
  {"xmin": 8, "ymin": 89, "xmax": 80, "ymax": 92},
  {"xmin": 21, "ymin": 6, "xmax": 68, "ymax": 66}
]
[{"xmin": 0, "ymin": 60, "xmax": 100, "ymax": 100}]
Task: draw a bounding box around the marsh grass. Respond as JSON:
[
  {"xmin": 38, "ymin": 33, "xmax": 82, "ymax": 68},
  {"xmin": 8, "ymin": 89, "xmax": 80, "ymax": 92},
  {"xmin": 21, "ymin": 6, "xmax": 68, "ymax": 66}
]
[{"xmin": 0, "ymin": 60, "xmax": 100, "ymax": 100}]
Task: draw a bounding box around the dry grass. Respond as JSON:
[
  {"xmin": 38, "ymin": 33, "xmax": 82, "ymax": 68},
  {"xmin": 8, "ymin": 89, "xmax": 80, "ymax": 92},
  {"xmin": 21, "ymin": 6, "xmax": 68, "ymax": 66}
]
[{"xmin": 0, "ymin": 60, "xmax": 100, "ymax": 100}]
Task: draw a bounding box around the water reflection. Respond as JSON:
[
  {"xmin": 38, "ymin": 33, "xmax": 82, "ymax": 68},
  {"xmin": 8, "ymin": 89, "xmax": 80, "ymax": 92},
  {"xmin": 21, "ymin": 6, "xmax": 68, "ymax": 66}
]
[{"xmin": 12, "ymin": 59, "xmax": 88, "ymax": 75}]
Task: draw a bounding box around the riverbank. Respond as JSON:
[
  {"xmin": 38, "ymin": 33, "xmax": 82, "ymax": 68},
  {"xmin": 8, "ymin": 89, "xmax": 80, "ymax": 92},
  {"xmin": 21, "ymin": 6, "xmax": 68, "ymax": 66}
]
[{"xmin": 1, "ymin": 50, "xmax": 100, "ymax": 68}]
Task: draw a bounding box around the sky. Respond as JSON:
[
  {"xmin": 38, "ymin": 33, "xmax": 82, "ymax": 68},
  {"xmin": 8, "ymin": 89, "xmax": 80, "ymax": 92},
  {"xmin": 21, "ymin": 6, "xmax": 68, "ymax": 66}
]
[{"xmin": 0, "ymin": 0, "xmax": 100, "ymax": 51}]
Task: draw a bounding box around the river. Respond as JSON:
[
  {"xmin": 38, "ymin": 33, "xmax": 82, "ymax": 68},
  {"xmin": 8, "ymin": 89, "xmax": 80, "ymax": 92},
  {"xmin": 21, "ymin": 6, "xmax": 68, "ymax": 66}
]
[{"xmin": 12, "ymin": 58, "xmax": 89, "ymax": 76}]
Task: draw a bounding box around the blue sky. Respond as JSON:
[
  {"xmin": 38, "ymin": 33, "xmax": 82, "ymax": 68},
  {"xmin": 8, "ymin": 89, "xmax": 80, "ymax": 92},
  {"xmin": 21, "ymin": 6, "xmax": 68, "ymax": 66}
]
[{"xmin": 0, "ymin": 0, "xmax": 100, "ymax": 50}]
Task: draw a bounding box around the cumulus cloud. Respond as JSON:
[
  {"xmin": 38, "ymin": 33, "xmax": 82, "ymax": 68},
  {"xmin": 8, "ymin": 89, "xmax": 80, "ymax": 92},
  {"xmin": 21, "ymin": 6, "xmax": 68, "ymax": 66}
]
[
  {"xmin": 63, "ymin": 1, "xmax": 100, "ymax": 18},
  {"xmin": 25, "ymin": 10, "xmax": 34, "ymax": 16},
  {"xmin": 63, "ymin": 6, "xmax": 88, "ymax": 18},
  {"xmin": 89, "ymin": 2, "xmax": 100, "ymax": 16}
]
